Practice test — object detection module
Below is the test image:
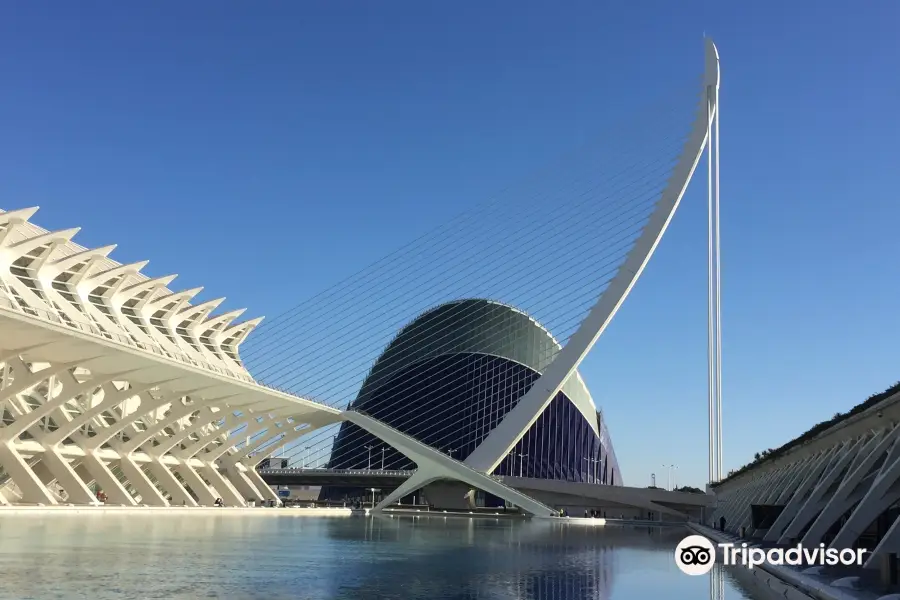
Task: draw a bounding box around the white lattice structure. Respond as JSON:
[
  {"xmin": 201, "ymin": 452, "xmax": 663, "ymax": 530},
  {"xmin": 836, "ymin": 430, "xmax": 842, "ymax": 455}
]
[
  {"xmin": 0, "ymin": 206, "xmax": 344, "ymax": 507},
  {"xmin": 0, "ymin": 206, "xmax": 553, "ymax": 513}
]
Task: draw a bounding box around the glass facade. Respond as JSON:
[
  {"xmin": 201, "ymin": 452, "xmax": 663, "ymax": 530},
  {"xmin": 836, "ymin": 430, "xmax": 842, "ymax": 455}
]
[{"xmin": 322, "ymin": 299, "xmax": 622, "ymax": 499}]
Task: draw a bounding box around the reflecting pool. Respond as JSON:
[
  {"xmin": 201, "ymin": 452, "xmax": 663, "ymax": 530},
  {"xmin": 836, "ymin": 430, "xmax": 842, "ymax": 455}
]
[{"xmin": 0, "ymin": 514, "xmax": 783, "ymax": 599}]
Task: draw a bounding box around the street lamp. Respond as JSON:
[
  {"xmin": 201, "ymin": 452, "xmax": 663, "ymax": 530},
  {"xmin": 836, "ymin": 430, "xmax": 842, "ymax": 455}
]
[
  {"xmin": 662, "ymin": 464, "xmax": 675, "ymax": 490},
  {"xmin": 380, "ymin": 447, "xmax": 385, "ymax": 470},
  {"xmin": 366, "ymin": 445, "xmax": 374, "ymax": 470},
  {"xmin": 517, "ymin": 453, "xmax": 528, "ymax": 478}
]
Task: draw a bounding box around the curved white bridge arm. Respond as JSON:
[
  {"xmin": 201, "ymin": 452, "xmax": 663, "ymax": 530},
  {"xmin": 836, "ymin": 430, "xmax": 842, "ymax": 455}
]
[{"xmin": 465, "ymin": 39, "xmax": 721, "ymax": 474}]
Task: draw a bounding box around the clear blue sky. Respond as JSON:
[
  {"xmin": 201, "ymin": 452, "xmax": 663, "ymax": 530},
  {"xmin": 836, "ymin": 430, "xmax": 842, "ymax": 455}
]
[{"xmin": 1, "ymin": 2, "xmax": 897, "ymax": 488}]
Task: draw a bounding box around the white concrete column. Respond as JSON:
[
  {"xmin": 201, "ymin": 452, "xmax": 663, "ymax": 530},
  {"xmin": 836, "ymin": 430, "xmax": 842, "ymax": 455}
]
[
  {"xmin": 40, "ymin": 449, "xmax": 99, "ymax": 505},
  {"xmin": 199, "ymin": 462, "xmax": 245, "ymax": 506},
  {"xmin": 144, "ymin": 459, "xmax": 197, "ymax": 506},
  {"xmin": 865, "ymin": 512, "xmax": 900, "ymax": 567},
  {"xmin": 0, "ymin": 442, "xmax": 56, "ymax": 504},
  {"xmin": 225, "ymin": 465, "xmax": 265, "ymax": 502},
  {"xmin": 242, "ymin": 467, "xmax": 280, "ymax": 504},
  {"xmin": 79, "ymin": 452, "xmax": 137, "ymax": 506},
  {"xmin": 802, "ymin": 427, "xmax": 900, "ymax": 546},
  {"xmin": 830, "ymin": 443, "xmax": 900, "ymax": 550},
  {"xmin": 30, "ymin": 461, "xmax": 64, "ymax": 501},
  {"xmin": 173, "ymin": 462, "xmax": 218, "ymax": 506},
  {"xmin": 117, "ymin": 457, "xmax": 170, "ymax": 506},
  {"xmin": 764, "ymin": 444, "xmax": 846, "ymax": 542}
]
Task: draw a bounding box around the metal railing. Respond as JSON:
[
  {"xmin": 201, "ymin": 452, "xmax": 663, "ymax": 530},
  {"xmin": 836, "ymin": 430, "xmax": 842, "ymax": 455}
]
[
  {"xmin": 0, "ymin": 294, "xmax": 256, "ymax": 382},
  {"xmin": 0, "ymin": 293, "xmax": 333, "ymax": 409},
  {"xmin": 257, "ymin": 467, "xmax": 416, "ymax": 476}
]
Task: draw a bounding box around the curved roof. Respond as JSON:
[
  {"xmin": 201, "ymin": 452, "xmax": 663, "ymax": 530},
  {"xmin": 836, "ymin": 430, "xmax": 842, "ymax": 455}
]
[
  {"xmin": 357, "ymin": 298, "xmax": 600, "ymax": 435},
  {"xmin": 0, "ymin": 207, "xmax": 259, "ymax": 380}
]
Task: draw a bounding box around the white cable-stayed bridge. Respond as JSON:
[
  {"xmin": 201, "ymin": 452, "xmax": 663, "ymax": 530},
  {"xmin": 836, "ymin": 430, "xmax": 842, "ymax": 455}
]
[{"xmin": 0, "ymin": 40, "xmax": 721, "ymax": 520}]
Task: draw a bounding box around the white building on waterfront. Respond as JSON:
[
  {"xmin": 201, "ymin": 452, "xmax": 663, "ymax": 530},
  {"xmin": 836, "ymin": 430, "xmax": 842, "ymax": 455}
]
[
  {"xmin": 0, "ymin": 206, "xmax": 343, "ymax": 507},
  {"xmin": 0, "ymin": 207, "xmax": 558, "ymax": 515}
]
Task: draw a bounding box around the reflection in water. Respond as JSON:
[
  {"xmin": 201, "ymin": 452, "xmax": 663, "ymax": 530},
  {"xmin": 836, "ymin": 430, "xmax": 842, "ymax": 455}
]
[{"xmin": 0, "ymin": 515, "xmax": 781, "ymax": 600}]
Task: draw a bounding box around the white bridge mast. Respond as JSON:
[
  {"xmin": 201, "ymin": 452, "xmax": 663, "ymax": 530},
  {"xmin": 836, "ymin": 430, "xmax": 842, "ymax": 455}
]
[{"xmin": 706, "ymin": 39, "xmax": 723, "ymax": 484}]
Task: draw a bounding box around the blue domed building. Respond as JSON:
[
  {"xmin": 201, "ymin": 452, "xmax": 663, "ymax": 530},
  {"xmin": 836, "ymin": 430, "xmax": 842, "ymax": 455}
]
[{"xmin": 321, "ymin": 299, "xmax": 622, "ymax": 504}]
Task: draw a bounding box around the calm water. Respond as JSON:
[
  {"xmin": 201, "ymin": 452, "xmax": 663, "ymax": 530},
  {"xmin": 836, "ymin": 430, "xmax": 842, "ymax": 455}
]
[{"xmin": 0, "ymin": 514, "xmax": 781, "ymax": 600}]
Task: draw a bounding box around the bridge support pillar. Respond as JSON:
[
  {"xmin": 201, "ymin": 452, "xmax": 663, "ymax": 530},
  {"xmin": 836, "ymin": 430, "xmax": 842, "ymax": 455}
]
[{"xmin": 345, "ymin": 411, "xmax": 556, "ymax": 517}]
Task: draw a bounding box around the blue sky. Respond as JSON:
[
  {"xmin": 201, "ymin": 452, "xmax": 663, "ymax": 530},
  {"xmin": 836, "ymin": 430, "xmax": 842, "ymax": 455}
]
[{"xmin": 0, "ymin": 2, "xmax": 897, "ymax": 488}]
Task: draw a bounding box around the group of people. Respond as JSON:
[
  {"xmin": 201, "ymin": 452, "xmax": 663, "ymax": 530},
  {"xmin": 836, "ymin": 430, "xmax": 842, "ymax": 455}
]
[{"xmin": 583, "ymin": 509, "xmax": 606, "ymax": 518}]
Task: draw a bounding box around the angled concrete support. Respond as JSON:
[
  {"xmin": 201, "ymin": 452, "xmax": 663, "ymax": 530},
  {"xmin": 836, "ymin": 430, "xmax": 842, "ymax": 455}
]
[
  {"xmin": 764, "ymin": 444, "xmax": 847, "ymax": 542},
  {"xmin": 225, "ymin": 464, "xmax": 266, "ymax": 502},
  {"xmin": 40, "ymin": 448, "xmax": 98, "ymax": 505},
  {"xmin": 241, "ymin": 467, "xmax": 280, "ymax": 504},
  {"xmin": 83, "ymin": 391, "xmax": 176, "ymax": 451},
  {"xmin": 80, "ymin": 452, "xmax": 137, "ymax": 506},
  {"xmin": 173, "ymin": 462, "xmax": 219, "ymax": 506},
  {"xmin": 227, "ymin": 413, "xmax": 336, "ymax": 467},
  {"xmin": 830, "ymin": 439, "xmax": 900, "ymax": 550},
  {"xmin": 44, "ymin": 380, "xmax": 167, "ymax": 446},
  {"xmin": 145, "ymin": 459, "xmax": 197, "ymax": 506},
  {"xmin": 778, "ymin": 436, "xmax": 869, "ymax": 543},
  {"xmin": 735, "ymin": 469, "xmax": 785, "ymax": 530},
  {"xmin": 117, "ymin": 457, "xmax": 170, "ymax": 506},
  {"xmin": 802, "ymin": 426, "xmax": 900, "ymax": 546},
  {"xmin": 375, "ymin": 471, "xmax": 441, "ymax": 511},
  {"xmin": 345, "ymin": 410, "xmax": 557, "ymax": 517},
  {"xmin": 199, "ymin": 462, "xmax": 245, "ymax": 506},
  {"xmin": 1, "ymin": 366, "xmax": 128, "ymax": 442},
  {"xmin": 0, "ymin": 443, "xmax": 56, "ymax": 504},
  {"xmin": 865, "ymin": 510, "xmax": 900, "ymax": 567},
  {"xmin": 30, "ymin": 460, "xmax": 64, "ymax": 501}
]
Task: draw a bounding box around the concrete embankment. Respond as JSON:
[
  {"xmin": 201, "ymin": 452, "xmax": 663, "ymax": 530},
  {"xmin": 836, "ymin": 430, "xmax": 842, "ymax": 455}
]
[
  {"xmin": 688, "ymin": 524, "xmax": 880, "ymax": 600},
  {"xmin": 0, "ymin": 505, "xmax": 361, "ymax": 517}
]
